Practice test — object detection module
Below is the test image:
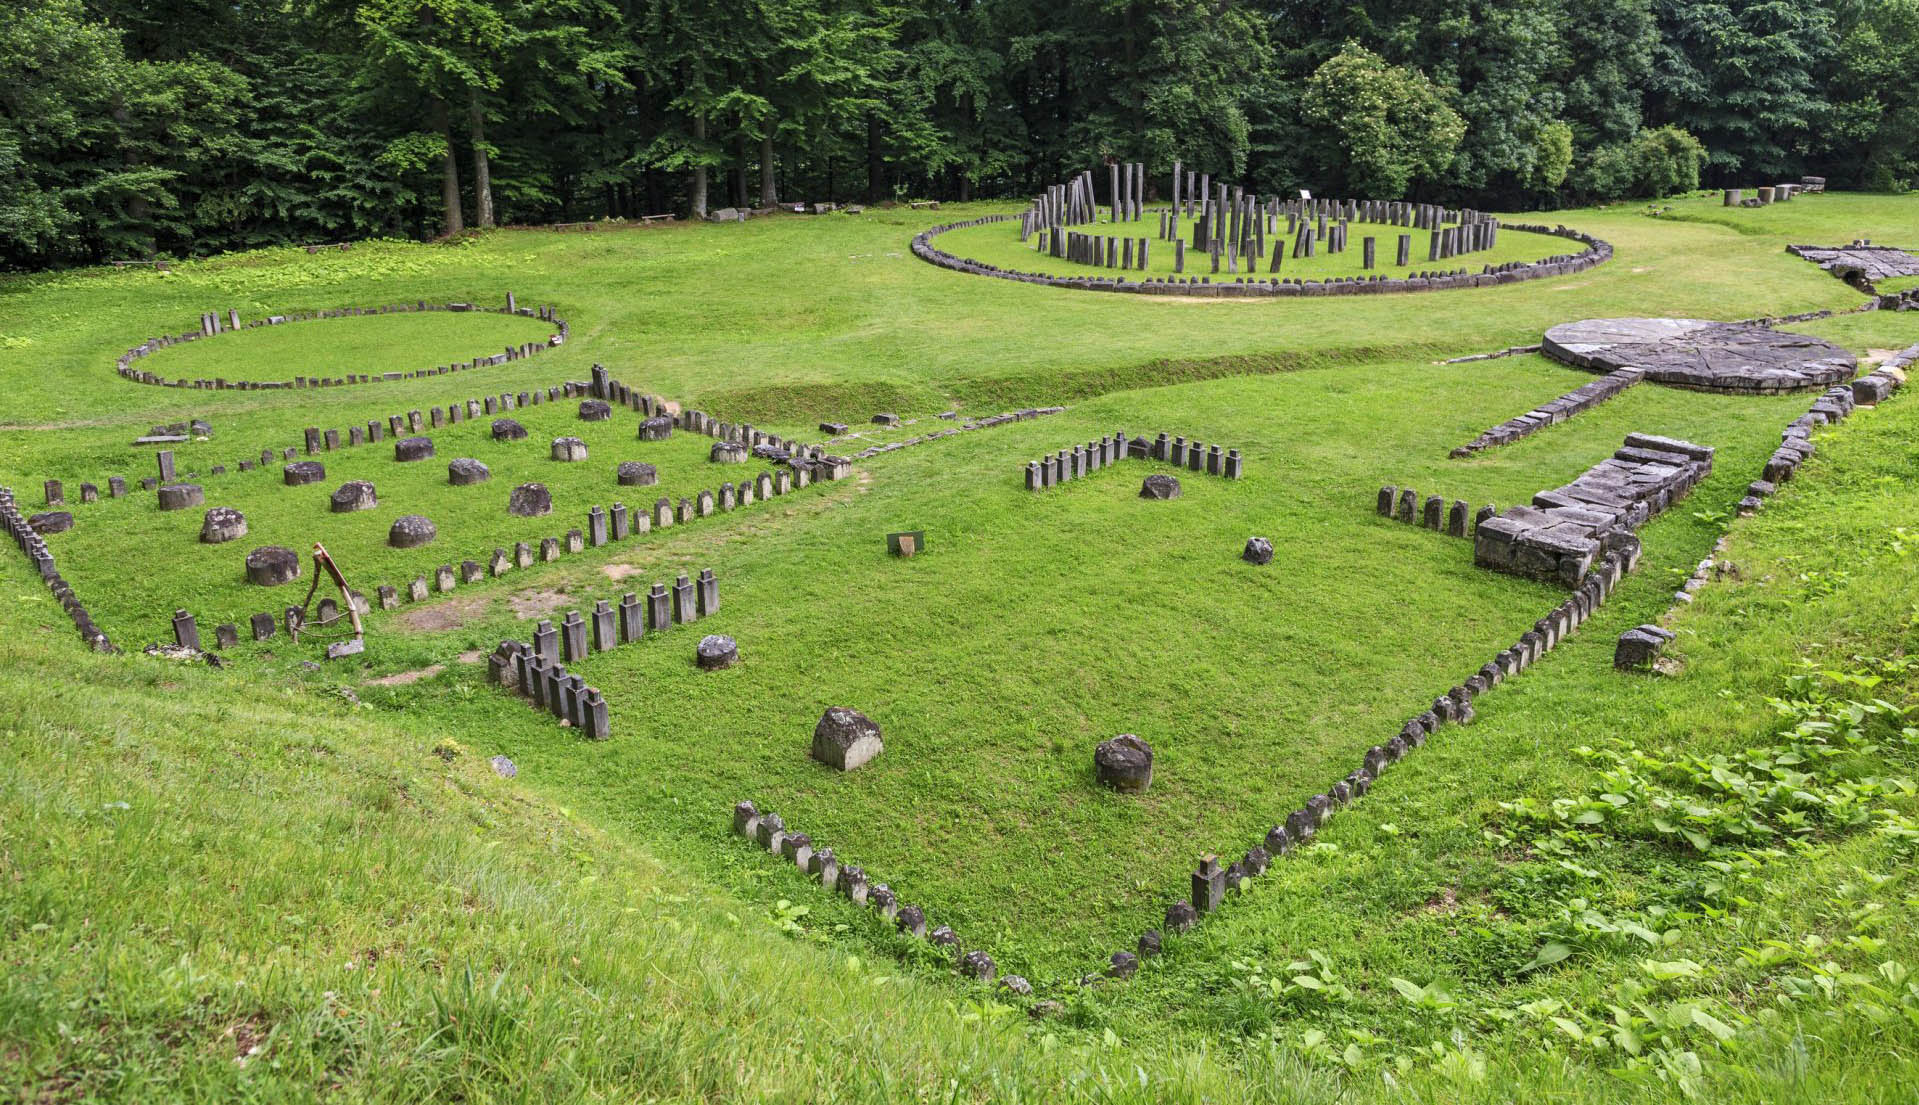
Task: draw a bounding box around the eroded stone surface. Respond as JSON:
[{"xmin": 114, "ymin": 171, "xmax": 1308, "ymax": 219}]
[
  {"xmin": 1788, "ymin": 243, "xmax": 1919, "ymax": 285},
  {"xmin": 491, "ymin": 418, "xmax": 528, "ymax": 441},
  {"xmin": 696, "ymin": 634, "xmax": 739, "ymax": 670},
  {"xmin": 388, "ymin": 514, "xmax": 438, "ymax": 548},
  {"xmin": 508, "ymin": 482, "xmax": 552, "ymax": 516},
  {"xmin": 448, "ymin": 458, "xmax": 491, "ymax": 485},
  {"xmin": 617, "ymin": 461, "xmax": 658, "ymax": 486},
  {"xmin": 246, "ymin": 545, "xmax": 300, "ymax": 586},
  {"xmin": 1140, "ymin": 473, "xmax": 1182, "ymax": 500},
  {"xmin": 199, "ymin": 506, "xmax": 247, "ymax": 542},
  {"xmin": 812, "ymin": 706, "xmax": 883, "ymax": 771},
  {"xmin": 1094, "ymin": 734, "xmax": 1153, "ymax": 792},
  {"xmin": 1542, "ymin": 318, "xmax": 1855, "ymax": 393},
  {"xmin": 330, "ymin": 481, "xmax": 378, "ymax": 512}
]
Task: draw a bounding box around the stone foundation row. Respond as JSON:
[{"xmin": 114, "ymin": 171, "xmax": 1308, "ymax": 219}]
[
  {"xmin": 0, "ymin": 487, "xmax": 114, "ymax": 653},
  {"xmin": 840, "ymin": 406, "xmax": 1067, "ymax": 461},
  {"xmin": 1475, "ymin": 433, "xmax": 1713, "ymax": 588},
  {"xmin": 114, "ymin": 298, "xmax": 568, "ymax": 390},
  {"xmin": 1747, "ymin": 347, "xmax": 1909, "ymax": 516},
  {"xmin": 488, "ymin": 640, "xmax": 610, "ymax": 738},
  {"xmin": 1450, "ymin": 368, "xmax": 1645, "ymax": 456},
  {"xmin": 1024, "ymin": 431, "xmax": 1244, "ymax": 490},
  {"xmin": 1375, "ymin": 487, "xmax": 1494, "ymax": 537},
  {"xmin": 729, "ymin": 802, "xmax": 1015, "ymax": 992}
]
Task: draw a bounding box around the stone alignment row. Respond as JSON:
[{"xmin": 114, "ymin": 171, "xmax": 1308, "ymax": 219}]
[
  {"xmin": 1785, "ymin": 242, "xmax": 1919, "ymax": 288},
  {"xmin": 0, "ymin": 487, "xmax": 114, "ymax": 653},
  {"xmin": 1022, "ymin": 431, "xmax": 1244, "ymax": 490},
  {"xmin": 1474, "ymin": 434, "xmax": 1713, "ymax": 588},
  {"xmin": 830, "ymin": 406, "xmax": 1068, "ymax": 461},
  {"xmin": 1449, "ymin": 369, "xmax": 1645, "ymax": 456},
  {"xmin": 1746, "ymin": 346, "xmax": 1910, "ymax": 516},
  {"xmin": 916, "ymin": 215, "xmax": 1612, "ymax": 298},
  {"xmin": 728, "ymin": 802, "xmax": 1014, "ymax": 990},
  {"xmin": 488, "ymin": 640, "xmax": 610, "ymax": 738},
  {"xmin": 1375, "ymin": 486, "xmax": 1495, "ymax": 538},
  {"xmin": 115, "ymin": 298, "xmax": 567, "ymax": 390}
]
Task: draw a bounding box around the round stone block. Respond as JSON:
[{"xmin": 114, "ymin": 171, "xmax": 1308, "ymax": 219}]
[
  {"xmin": 283, "ymin": 461, "xmax": 325, "ymax": 486},
  {"xmin": 710, "ymin": 442, "xmax": 749, "ymax": 464},
  {"xmin": 199, "ymin": 506, "xmax": 247, "ymax": 543},
  {"xmin": 637, "ymin": 416, "xmax": 673, "ymax": 441},
  {"xmin": 329, "ymin": 480, "xmax": 378, "ymax": 513},
  {"xmin": 395, "ymin": 436, "xmax": 435, "ymax": 462},
  {"xmin": 616, "ymin": 461, "xmax": 658, "ymax": 486},
  {"xmin": 812, "ymin": 706, "xmax": 883, "ymax": 771},
  {"xmin": 1541, "ymin": 317, "xmax": 1857, "ymax": 393},
  {"xmin": 448, "ymin": 458, "xmax": 491, "ymax": 485},
  {"xmin": 1242, "ymin": 536, "xmax": 1273, "ymax": 565},
  {"xmin": 1139, "ymin": 474, "xmax": 1182, "ymax": 500},
  {"xmin": 491, "ymin": 418, "xmax": 528, "ymax": 442},
  {"xmin": 245, "ymin": 545, "xmax": 301, "ymax": 586},
  {"xmin": 157, "ymin": 483, "xmax": 205, "ymax": 510},
  {"xmin": 696, "ymin": 634, "xmax": 740, "ymax": 670},
  {"xmin": 578, "ymin": 399, "xmax": 611, "ymax": 421},
  {"xmin": 550, "ymin": 436, "xmax": 588, "ymax": 462},
  {"xmin": 388, "ymin": 514, "xmax": 437, "ymax": 548},
  {"xmin": 508, "ymin": 482, "xmax": 552, "ymax": 517},
  {"xmin": 1095, "ymin": 734, "xmax": 1153, "ymax": 793},
  {"xmin": 28, "ymin": 511, "xmax": 74, "ymax": 535}
]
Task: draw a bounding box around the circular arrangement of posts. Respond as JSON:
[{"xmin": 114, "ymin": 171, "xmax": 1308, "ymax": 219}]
[
  {"xmin": 113, "ymin": 298, "xmax": 569, "ymax": 390},
  {"xmin": 914, "ymin": 166, "xmax": 1610, "ymax": 297}
]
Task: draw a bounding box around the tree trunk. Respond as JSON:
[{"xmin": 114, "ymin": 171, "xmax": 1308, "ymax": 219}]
[
  {"xmin": 691, "ymin": 112, "xmax": 709, "ymax": 218},
  {"xmin": 469, "ymin": 92, "xmax": 495, "ymax": 228},
  {"xmin": 865, "ymin": 114, "xmax": 884, "ymax": 202},
  {"xmin": 759, "ymin": 130, "xmax": 778, "ymax": 207},
  {"xmin": 435, "ymin": 97, "xmax": 465, "ymax": 236}
]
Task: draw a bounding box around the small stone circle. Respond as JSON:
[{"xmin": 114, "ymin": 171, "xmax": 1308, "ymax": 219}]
[
  {"xmin": 812, "ymin": 707, "xmax": 883, "ymax": 771},
  {"xmin": 491, "ymin": 418, "xmax": 528, "ymax": 442},
  {"xmin": 245, "ymin": 545, "xmax": 301, "ymax": 586},
  {"xmin": 578, "ymin": 399, "xmax": 611, "ymax": 421},
  {"xmin": 1139, "ymin": 474, "xmax": 1182, "ymax": 500},
  {"xmin": 1242, "ymin": 536, "xmax": 1274, "ymax": 565},
  {"xmin": 1542, "ymin": 318, "xmax": 1856, "ymax": 393},
  {"xmin": 638, "ymin": 416, "xmax": 673, "ymax": 441},
  {"xmin": 283, "ymin": 461, "xmax": 325, "ymax": 486},
  {"xmin": 329, "ymin": 480, "xmax": 378, "ymax": 512},
  {"xmin": 448, "ymin": 458, "xmax": 491, "ymax": 485},
  {"xmin": 199, "ymin": 506, "xmax": 247, "ymax": 543},
  {"xmin": 388, "ymin": 514, "xmax": 438, "ymax": 548},
  {"xmin": 616, "ymin": 461, "xmax": 658, "ymax": 486},
  {"xmin": 395, "ymin": 436, "xmax": 435, "ymax": 462},
  {"xmin": 696, "ymin": 634, "xmax": 740, "ymax": 670},
  {"xmin": 551, "ymin": 436, "xmax": 588, "ymax": 462},
  {"xmin": 29, "ymin": 511, "xmax": 74, "ymax": 535},
  {"xmin": 508, "ymin": 482, "xmax": 553, "ymax": 517},
  {"xmin": 710, "ymin": 442, "xmax": 749, "ymax": 464},
  {"xmin": 1094, "ymin": 734, "xmax": 1154, "ymax": 793},
  {"xmin": 157, "ymin": 483, "xmax": 205, "ymax": 510}
]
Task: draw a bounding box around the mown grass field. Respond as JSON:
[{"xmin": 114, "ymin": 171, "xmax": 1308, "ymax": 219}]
[{"xmin": 3, "ymin": 190, "xmax": 1919, "ymax": 1102}]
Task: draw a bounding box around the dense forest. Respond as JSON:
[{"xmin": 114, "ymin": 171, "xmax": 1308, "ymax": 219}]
[{"xmin": 3, "ymin": 0, "xmax": 1914, "ymax": 267}]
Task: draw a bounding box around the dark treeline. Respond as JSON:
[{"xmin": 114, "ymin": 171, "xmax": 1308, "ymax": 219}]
[{"xmin": 3, "ymin": 0, "xmax": 1914, "ymax": 268}]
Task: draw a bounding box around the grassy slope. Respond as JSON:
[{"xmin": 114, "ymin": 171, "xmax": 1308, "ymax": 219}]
[{"xmin": 3, "ymin": 191, "xmax": 1919, "ymax": 1101}]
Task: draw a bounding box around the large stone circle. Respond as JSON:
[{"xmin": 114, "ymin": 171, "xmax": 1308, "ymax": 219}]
[{"xmin": 1542, "ymin": 318, "xmax": 1856, "ymax": 393}]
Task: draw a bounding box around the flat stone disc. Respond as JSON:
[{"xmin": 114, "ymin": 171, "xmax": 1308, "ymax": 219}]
[{"xmin": 1542, "ymin": 317, "xmax": 1855, "ymax": 393}]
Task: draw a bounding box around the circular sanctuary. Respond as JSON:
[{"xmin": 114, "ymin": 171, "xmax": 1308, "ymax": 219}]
[
  {"xmin": 114, "ymin": 297, "xmax": 568, "ymax": 390},
  {"xmin": 916, "ymin": 163, "xmax": 1610, "ymax": 297},
  {"xmin": 1541, "ymin": 318, "xmax": 1857, "ymax": 393}
]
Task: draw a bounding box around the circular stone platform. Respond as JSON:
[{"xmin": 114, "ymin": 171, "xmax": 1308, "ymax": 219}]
[{"xmin": 1541, "ymin": 318, "xmax": 1856, "ymax": 393}]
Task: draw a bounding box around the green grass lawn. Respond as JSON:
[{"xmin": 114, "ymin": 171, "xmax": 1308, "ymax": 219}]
[{"xmin": 4, "ymin": 191, "xmax": 1919, "ymax": 1101}]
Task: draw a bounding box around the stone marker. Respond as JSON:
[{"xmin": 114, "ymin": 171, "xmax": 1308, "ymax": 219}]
[
  {"xmin": 250, "ymin": 612, "xmax": 275, "ymax": 640},
  {"xmin": 508, "ymin": 483, "xmax": 553, "ymax": 516},
  {"xmin": 638, "ymin": 416, "xmax": 673, "ymax": 441},
  {"xmin": 578, "ymin": 399, "xmax": 611, "ymax": 422},
  {"xmin": 330, "ymin": 480, "xmax": 378, "ymax": 512},
  {"xmin": 448, "ymin": 458, "xmax": 490, "ymax": 485},
  {"xmin": 617, "ymin": 461, "xmax": 657, "ymax": 486},
  {"xmin": 388, "ymin": 514, "xmax": 437, "ymax": 548},
  {"xmin": 1094, "ymin": 734, "xmax": 1153, "ymax": 792},
  {"xmin": 172, "ymin": 609, "xmax": 199, "ymax": 650},
  {"xmin": 245, "ymin": 545, "xmax": 300, "ymax": 586},
  {"xmin": 199, "ymin": 506, "xmax": 247, "ymax": 543},
  {"xmin": 395, "ymin": 436, "xmax": 435, "ymax": 462},
  {"xmin": 1242, "ymin": 536, "xmax": 1273, "ymax": 565},
  {"xmin": 492, "ymin": 418, "xmax": 528, "ymax": 441},
  {"xmin": 812, "ymin": 706, "xmax": 883, "ymax": 771},
  {"xmin": 551, "ymin": 436, "xmax": 588, "ymax": 462},
  {"xmin": 283, "ymin": 461, "xmax": 325, "ymax": 486},
  {"xmin": 1139, "ymin": 473, "xmax": 1182, "ymax": 500},
  {"xmin": 710, "ymin": 442, "xmax": 748, "ymax": 464},
  {"xmin": 1614, "ymin": 624, "xmax": 1675, "ymax": 670},
  {"xmin": 696, "ymin": 634, "xmax": 739, "ymax": 670},
  {"xmin": 157, "ymin": 483, "xmax": 204, "ymax": 511},
  {"xmin": 28, "ymin": 511, "xmax": 73, "ymax": 535}
]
